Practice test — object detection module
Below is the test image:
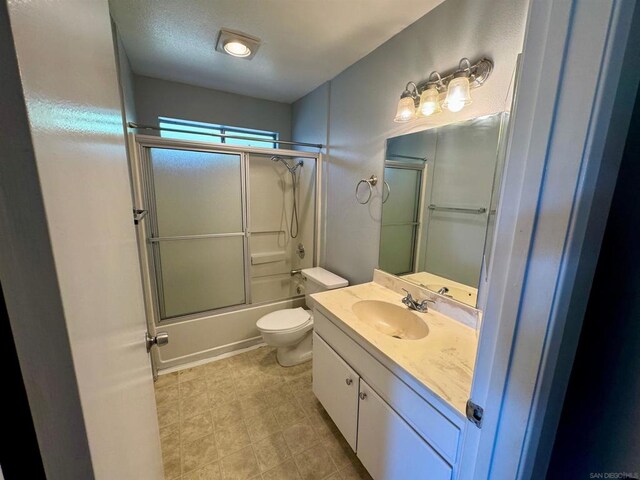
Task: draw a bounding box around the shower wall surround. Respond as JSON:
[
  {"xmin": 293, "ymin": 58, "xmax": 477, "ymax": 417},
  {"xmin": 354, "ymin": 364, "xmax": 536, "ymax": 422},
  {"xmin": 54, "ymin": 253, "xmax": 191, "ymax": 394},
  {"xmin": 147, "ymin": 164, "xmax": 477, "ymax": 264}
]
[{"xmin": 292, "ymin": 0, "xmax": 528, "ymax": 284}]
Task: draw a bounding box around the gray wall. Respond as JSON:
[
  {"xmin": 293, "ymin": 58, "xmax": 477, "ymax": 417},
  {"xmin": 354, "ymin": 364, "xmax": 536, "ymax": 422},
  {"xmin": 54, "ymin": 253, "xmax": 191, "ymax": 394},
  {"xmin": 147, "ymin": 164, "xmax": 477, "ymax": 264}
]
[
  {"xmin": 134, "ymin": 75, "xmax": 292, "ymax": 141},
  {"xmin": 291, "ymin": 81, "xmax": 331, "ymax": 150},
  {"xmin": 291, "ymin": 82, "xmax": 331, "ymax": 261},
  {"xmin": 114, "ymin": 25, "xmax": 137, "ymax": 124},
  {"xmin": 292, "ymin": 0, "xmax": 528, "ymax": 284}
]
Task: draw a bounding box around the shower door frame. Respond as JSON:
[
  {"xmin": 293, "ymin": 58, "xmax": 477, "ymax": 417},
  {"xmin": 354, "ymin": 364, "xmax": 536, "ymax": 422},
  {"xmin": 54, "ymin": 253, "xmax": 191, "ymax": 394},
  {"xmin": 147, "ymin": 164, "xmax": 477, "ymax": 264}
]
[
  {"xmin": 129, "ymin": 134, "xmax": 322, "ymax": 328},
  {"xmin": 380, "ymin": 160, "xmax": 428, "ymax": 275}
]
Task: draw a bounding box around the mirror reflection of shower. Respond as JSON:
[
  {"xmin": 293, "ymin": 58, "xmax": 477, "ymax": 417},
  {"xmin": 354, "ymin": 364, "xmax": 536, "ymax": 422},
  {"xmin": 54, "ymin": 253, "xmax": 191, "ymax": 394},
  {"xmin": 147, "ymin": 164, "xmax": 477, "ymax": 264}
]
[{"xmin": 270, "ymin": 155, "xmax": 303, "ymax": 238}]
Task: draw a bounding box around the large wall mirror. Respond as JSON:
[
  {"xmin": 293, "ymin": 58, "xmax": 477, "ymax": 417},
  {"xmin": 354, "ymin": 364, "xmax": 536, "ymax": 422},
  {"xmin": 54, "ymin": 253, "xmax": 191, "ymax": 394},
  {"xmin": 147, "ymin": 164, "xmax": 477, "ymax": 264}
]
[{"xmin": 379, "ymin": 112, "xmax": 509, "ymax": 307}]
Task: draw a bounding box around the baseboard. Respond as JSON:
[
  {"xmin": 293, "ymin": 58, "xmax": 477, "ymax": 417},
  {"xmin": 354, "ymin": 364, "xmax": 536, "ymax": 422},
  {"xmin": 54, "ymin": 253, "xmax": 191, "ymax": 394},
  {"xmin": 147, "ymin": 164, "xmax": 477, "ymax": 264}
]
[{"xmin": 157, "ymin": 336, "xmax": 265, "ymax": 373}]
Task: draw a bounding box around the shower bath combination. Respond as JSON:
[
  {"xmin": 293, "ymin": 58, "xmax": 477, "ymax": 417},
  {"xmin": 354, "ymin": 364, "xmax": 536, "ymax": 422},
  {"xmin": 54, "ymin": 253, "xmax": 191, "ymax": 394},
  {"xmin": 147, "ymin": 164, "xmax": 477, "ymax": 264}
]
[{"xmin": 271, "ymin": 155, "xmax": 304, "ymax": 238}]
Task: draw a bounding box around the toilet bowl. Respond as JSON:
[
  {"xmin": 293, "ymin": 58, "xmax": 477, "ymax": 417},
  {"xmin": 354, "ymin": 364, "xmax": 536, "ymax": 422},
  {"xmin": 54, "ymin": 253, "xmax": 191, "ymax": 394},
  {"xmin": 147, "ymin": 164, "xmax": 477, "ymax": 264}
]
[{"xmin": 256, "ymin": 267, "xmax": 348, "ymax": 366}]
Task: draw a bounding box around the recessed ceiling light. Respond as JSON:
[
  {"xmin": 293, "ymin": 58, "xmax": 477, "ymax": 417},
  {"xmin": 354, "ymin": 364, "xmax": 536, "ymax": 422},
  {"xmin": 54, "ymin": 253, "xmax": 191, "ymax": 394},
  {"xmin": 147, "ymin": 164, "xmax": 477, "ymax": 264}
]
[
  {"xmin": 224, "ymin": 40, "xmax": 251, "ymax": 57},
  {"xmin": 216, "ymin": 28, "xmax": 261, "ymax": 60}
]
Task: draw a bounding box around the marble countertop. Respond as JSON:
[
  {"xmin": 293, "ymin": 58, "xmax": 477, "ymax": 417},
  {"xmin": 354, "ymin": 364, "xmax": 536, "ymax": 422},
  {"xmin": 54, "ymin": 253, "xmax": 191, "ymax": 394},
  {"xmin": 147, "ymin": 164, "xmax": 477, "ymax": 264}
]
[
  {"xmin": 402, "ymin": 271, "xmax": 478, "ymax": 307},
  {"xmin": 312, "ymin": 282, "xmax": 478, "ymax": 416}
]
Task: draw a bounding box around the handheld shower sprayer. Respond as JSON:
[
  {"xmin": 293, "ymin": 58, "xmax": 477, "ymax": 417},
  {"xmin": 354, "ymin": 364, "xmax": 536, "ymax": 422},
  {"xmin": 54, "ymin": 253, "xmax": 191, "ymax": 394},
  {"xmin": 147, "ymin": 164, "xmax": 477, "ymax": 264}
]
[
  {"xmin": 270, "ymin": 156, "xmax": 303, "ymax": 238},
  {"xmin": 270, "ymin": 156, "xmax": 303, "ymax": 174}
]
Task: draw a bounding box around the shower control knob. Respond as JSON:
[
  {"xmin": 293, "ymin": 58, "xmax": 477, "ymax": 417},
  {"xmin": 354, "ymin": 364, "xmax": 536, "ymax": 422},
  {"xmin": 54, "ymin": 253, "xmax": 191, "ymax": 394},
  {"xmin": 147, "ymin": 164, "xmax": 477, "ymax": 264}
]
[
  {"xmin": 345, "ymin": 378, "xmax": 353, "ymax": 386},
  {"xmin": 146, "ymin": 331, "xmax": 169, "ymax": 353},
  {"xmin": 359, "ymin": 392, "xmax": 367, "ymax": 400}
]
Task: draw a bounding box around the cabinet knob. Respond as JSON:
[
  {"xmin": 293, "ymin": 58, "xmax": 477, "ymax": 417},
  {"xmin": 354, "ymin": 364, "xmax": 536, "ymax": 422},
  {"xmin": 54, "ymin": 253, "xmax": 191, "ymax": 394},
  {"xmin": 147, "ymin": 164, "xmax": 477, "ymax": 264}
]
[
  {"xmin": 345, "ymin": 378, "xmax": 353, "ymax": 386},
  {"xmin": 359, "ymin": 392, "xmax": 367, "ymax": 400}
]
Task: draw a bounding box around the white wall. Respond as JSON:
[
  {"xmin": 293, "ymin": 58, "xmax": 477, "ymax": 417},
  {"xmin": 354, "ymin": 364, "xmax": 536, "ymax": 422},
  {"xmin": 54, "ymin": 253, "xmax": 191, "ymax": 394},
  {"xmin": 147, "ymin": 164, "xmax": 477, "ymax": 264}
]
[
  {"xmin": 135, "ymin": 75, "xmax": 292, "ymax": 140},
  {"xmin": 248, "ymin": 154, "xmax": 316, "ymax": 303},
  {"xmin": 0, "ymin": 2, "xmax": 93, "ymax": 476},
  {"xmin": 293, "ymin": 0, "xmax": 528, "ymax": 284}
]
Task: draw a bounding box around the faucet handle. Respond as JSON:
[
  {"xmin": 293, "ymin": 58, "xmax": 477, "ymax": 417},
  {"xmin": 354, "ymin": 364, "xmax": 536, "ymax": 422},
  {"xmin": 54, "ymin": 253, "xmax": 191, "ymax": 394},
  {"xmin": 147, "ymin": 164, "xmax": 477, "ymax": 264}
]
[{"xmin": 401, "ymin": 289, "xmax": 414, "ymax": 307}]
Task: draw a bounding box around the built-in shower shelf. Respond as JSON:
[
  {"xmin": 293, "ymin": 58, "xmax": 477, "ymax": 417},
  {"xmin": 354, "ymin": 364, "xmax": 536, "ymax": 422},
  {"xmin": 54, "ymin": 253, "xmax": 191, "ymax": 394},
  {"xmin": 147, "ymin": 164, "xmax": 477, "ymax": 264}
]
[{"xmin": 251, "ymin": 251, "xmax": 286, "ymax": 265}]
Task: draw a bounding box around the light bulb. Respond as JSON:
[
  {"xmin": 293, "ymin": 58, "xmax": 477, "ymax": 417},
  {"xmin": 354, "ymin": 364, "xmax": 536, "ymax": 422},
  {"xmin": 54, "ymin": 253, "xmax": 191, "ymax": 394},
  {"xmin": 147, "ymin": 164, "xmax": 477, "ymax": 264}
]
[
  {"xmin": 447, "ymin": 98, "xmax": 465, "ymax": 112},
  {"xmin": 418, "ymin": 86, "xmax": 441, "ymax": 117},
  {"xmin": 224, "ymin": 41, "xmax": 251, "ymax": 57},
  {"xmin": 444, "ymin": 76, "xmax": 472, "ymax": 112}
]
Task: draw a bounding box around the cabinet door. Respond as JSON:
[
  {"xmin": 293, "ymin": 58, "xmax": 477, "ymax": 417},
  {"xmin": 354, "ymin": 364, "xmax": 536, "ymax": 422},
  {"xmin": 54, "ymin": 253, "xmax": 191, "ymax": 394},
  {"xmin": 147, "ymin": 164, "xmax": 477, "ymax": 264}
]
[
  {"xmin": 312, "ymin": 333, "xmax": 359, "ymax": 450},
  {"xmin": 357, "ymin": 380, "xmax": 452, "ymax": 480}
]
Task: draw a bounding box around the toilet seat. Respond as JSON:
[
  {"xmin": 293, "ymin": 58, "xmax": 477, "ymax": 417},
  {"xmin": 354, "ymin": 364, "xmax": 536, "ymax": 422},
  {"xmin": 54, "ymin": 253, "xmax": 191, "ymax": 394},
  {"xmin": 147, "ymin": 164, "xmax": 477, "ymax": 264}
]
[{"xmin": 256, "ymin": 307, "xmax": 312, "ymax": 333}]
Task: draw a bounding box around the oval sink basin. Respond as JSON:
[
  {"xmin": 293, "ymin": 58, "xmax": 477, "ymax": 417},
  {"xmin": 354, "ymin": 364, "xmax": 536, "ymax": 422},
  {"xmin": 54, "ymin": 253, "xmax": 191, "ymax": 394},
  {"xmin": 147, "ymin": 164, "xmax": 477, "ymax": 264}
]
[{"xmin": 352, "ymin": 300, "xmax": 429, "ymax": 340}]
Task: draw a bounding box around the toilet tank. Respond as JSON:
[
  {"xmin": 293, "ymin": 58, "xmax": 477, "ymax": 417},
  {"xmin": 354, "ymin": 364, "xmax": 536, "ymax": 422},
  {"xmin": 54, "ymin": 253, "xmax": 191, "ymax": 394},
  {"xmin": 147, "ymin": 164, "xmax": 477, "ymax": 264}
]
[{"xmin": 302, "ymin": 267, "xmax": 348, "ymax": 310}]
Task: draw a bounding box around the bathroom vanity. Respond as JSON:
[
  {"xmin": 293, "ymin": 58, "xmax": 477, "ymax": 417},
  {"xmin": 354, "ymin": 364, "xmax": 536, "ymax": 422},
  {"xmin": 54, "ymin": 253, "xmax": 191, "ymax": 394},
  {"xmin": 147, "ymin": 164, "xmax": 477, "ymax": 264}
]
[{"xmin": 311, "ymin": 274, "xmax": 478, "ymax": 480}]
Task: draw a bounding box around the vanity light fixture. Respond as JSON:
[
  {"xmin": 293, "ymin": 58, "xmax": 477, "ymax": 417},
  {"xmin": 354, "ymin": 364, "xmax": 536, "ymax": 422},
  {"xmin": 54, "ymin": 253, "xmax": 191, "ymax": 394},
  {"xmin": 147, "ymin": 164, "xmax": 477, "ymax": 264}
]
[
  {"xmin": 394, "ymin": 82, "xmax": 419, "ymax": 123},
  {"xmin": 417, "ymin": 72, "xmax": 443, "ymax": 117},
  {"xmin": 394, "ymin": 57, "xmax": 493, "ymax": 122},
  {"xmin": 216, "ymin": 28, "xmax": 261, "ymax": 60},
  {"xmin": 442, "ymin": 59, "xmax": 473, "ymax": 112}
]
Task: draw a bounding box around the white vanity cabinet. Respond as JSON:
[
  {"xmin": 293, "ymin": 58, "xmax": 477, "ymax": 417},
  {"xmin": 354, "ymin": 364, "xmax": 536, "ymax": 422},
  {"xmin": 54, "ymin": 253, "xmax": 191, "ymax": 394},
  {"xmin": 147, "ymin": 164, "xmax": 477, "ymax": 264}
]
[
  {"xmin": 357, "ymin": 379, "xmax": 452, "ymax": 480},
  {"xmin": 312, "ymin": 331, "xmax": 359, "ymax": 450},
  {"xmin": 313, "ymin": 308, "xmax": 463, "ymax": 480}
]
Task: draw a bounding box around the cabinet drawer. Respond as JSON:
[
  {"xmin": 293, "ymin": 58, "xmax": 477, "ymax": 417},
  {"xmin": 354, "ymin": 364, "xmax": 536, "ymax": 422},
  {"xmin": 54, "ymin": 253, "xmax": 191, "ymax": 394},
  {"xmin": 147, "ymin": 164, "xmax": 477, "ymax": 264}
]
[
  {"xmin": 315, "ymin": 308, "xmax": 460, "ymax": 462},
  {"xmin": 312, "ymin": 333, "xmax": 359, "ymax": 450},
  {"xmin": 357, "ymin": 379, "xmax": 452, "ymax": 480}
]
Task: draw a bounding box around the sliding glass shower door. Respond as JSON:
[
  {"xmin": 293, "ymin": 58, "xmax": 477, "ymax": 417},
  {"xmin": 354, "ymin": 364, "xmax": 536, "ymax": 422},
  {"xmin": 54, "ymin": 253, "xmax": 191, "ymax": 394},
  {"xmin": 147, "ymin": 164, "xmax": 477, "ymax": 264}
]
[
  {"xmin": 379, "ymin": 165, "xmax": 423, "ymax": 275},
  {"xmin": 145, "ymin": 147, "xmax": 247, "ymax": 319}
]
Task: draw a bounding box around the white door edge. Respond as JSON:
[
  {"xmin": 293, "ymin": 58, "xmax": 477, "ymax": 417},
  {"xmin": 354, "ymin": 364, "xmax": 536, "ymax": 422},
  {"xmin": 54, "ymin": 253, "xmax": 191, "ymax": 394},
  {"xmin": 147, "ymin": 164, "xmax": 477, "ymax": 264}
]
[{"xmin": 458, "ymin": 0, "xmax": 640, "ymax": 478}]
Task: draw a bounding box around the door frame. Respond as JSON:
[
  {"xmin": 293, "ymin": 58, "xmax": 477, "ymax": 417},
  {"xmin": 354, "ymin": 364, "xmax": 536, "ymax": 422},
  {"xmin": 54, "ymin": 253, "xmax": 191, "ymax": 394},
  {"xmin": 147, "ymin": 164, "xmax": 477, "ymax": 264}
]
[
  {"xmin": 380, "ymin": 161, "xmax": 424, "ymax": 274},
  {"xmin": 458, "ymin": 0, "xmax": 639, "ymax": 478}
]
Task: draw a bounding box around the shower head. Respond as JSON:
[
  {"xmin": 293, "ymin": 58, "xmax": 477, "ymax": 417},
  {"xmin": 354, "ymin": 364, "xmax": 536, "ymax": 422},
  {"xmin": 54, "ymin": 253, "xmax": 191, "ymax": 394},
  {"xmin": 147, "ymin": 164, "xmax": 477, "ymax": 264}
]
[{"xmin": 270, "ymin": 156, "xmax": 303, "ymax": 174}]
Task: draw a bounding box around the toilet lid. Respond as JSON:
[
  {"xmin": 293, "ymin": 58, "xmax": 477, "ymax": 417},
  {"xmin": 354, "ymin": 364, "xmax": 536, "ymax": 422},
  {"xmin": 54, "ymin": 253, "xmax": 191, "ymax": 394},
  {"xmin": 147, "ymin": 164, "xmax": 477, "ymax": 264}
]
[{"xmin": 257, "ymin": 307, "xmax": 312, "ymax": 333}]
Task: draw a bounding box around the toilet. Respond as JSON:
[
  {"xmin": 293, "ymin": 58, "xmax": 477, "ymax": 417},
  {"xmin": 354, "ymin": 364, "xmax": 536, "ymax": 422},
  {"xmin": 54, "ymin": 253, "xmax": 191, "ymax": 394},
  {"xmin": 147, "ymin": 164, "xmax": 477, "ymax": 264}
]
[{"xmin": 256, "ymin": 267, "xmax": 348, "ymax": 366}]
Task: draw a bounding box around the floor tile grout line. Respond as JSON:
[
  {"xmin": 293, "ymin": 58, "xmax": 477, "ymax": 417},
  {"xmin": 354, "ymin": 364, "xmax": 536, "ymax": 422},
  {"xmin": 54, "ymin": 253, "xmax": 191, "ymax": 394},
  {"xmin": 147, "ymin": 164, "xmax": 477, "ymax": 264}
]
[{"xmin": 157, "ymin": 347, "xmax": 366, "ymax": 480}]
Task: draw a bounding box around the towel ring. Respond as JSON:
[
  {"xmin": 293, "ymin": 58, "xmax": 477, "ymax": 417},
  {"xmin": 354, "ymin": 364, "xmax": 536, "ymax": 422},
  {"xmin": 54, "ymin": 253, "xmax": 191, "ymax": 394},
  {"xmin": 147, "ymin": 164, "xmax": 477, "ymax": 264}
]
[
  {"xmin": 382, "ymin": 181, "xmax": 391, "ymax": 204},
  {"xmin": 355, "ymin": 175, "xmax": 378, "ymax": 204}
]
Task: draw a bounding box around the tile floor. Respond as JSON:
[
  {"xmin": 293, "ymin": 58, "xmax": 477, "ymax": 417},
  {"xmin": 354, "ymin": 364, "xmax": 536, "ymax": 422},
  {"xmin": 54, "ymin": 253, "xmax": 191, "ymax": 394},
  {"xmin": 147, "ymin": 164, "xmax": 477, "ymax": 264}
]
[{"xmin": 154, "ymin": 346, "xmax": 372, "ymax": 480}]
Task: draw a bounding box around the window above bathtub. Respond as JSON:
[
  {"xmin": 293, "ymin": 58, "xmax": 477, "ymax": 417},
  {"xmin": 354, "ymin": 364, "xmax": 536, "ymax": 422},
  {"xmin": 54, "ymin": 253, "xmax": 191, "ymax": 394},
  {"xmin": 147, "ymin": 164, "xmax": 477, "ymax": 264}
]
[{"xmin": 158, "ymin": 117, "xmax": 279, "ymax": 148}]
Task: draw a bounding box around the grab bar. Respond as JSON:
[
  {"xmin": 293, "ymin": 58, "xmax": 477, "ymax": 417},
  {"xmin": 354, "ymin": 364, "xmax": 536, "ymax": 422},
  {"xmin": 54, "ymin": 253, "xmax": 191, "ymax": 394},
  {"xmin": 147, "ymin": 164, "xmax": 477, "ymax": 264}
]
[
  {"xmin": 428, "ymin": 204, "xmax": 487, "ymax": 214},
  {"xmin": 250, "ymin": 229, "xmax": 286, "ymax": 235},
  {"xmin": 148, "ymin": 232, "xmax": 244, "ymax": 242}
]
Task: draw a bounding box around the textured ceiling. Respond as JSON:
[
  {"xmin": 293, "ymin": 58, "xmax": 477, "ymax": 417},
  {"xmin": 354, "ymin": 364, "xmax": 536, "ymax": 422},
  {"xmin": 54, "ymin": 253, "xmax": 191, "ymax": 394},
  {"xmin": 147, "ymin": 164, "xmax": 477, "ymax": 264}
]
[{"xmin": 109, "ymin": 0, "xmax": 446, "ymax": 103}]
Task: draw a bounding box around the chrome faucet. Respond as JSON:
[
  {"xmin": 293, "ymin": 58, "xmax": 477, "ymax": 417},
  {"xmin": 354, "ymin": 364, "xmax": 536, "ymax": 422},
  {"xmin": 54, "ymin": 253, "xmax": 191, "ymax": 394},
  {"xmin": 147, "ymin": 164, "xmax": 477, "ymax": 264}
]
[{"xmin": 401, "ymin": 289, "xmax": 434, "ymax": 313}]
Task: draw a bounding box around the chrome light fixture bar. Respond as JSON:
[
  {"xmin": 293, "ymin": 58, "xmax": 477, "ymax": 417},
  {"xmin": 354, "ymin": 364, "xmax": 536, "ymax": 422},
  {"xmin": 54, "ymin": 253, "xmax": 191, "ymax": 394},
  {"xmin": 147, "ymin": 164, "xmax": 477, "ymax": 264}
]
[{"xmin": 393, "ymin": 57, "xmax": 493, "ymax": 122}]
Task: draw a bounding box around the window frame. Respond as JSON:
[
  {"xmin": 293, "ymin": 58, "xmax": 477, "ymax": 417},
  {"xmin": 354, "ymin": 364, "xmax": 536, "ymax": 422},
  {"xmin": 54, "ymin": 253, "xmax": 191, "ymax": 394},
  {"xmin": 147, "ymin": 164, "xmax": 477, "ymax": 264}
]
[{"xmin": 158, "ymin": 117, "xmax": 279, "ymax": 148}]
